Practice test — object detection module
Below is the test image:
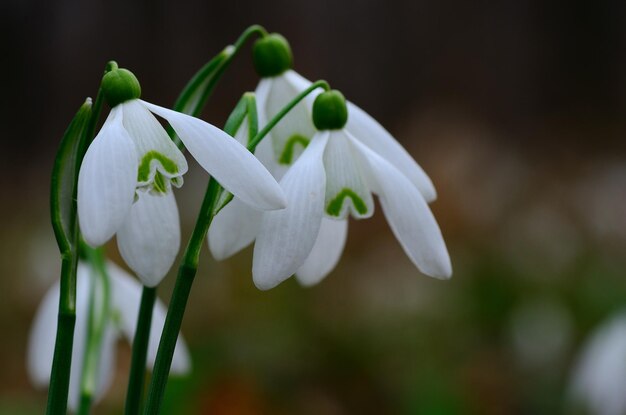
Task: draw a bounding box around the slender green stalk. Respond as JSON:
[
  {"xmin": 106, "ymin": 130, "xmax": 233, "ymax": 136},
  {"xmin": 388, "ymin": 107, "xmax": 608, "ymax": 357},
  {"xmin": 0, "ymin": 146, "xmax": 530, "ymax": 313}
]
[
  {"xmin": 77, "ymin": 245, "xmax": 111, "ymax": 415},
  {"xmin": 169, "ymin": 24, "xmax": 268, "ymax": 149},
  {"xmin": 143, "ymin": 80, "xmax": 328, "ymax": 414},
  {"xmin": 125, "ymin": 286, "xmax": 157, "ymax": 415},
  {"xmin": 46, "ymin": 61, "xmax": 113, "ymax": 415},
  {"xmin": 47, "ymin": 101, "xmax": 95, "ymax": 415}
]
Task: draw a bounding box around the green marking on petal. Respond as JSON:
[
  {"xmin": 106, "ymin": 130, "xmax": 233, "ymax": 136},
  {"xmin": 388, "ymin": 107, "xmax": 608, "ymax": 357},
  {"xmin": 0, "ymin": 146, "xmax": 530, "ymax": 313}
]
[
  {"xmin": 137, "ymin": 151, "xmax": 179, "ymax": 182},
  {"xmin": 153, "ymin": 172, "xmax": 168, "ymax": 193},
  {"xmin": 326, "ymin": 188, "xmax": 368, "ymax": 217},
  {"xmin": 278, "ymin": 134, "xmax": 309, "ymax": 165}
]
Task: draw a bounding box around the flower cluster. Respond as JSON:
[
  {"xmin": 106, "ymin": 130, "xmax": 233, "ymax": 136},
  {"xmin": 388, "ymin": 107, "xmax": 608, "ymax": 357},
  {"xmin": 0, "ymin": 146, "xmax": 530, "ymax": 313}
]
[
  {"xmin": 210, "ymin": 33, "xmax": 451, "ymax": 289},
  {"xmin": 29, "ymin": 27, "xmax": 452, "ymax": 413}
]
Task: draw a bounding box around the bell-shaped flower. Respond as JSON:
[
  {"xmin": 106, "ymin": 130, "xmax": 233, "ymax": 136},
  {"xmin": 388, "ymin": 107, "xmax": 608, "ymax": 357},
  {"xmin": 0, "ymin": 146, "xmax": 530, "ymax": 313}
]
[
  {"xmin": 568, "ymin": 311, "xmax": 626, "ymax": 415},
  {"xmin": 27, "ymin": 261, "xmax": 191, "ymax": 412},
  {"xmin": 211, "ymin": 90, "xmax": 451, "ymax": 290},
  {"xmin": 78, "ymin": 66, "xmax": 286, "ymax": 286}
]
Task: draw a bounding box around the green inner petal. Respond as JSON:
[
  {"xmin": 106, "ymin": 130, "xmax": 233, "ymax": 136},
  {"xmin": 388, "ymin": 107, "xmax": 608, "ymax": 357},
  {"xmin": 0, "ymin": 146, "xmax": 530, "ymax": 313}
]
[
  {"xmin": 279, "ymin": 134, "xmax": 309, "ymax": 165},
  {"xmin": 137, "ymin": 151, "xmax": 179, "ymax": 182},
  {"xmin": 326, "ymin": 188, "xmax": 368, "ymax": 217}
]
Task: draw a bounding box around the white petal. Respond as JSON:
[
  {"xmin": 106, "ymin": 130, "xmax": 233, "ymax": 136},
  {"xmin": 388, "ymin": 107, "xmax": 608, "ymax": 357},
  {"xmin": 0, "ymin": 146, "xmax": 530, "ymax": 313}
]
[
  {"xmin": 323, "ymin": 131, "xmax": 374, "ymax": 219},
  {"xmin": 254, "ymin": 78, "xmax": 272, "ymax": 128},
  {"xmin": 123, "ymin": 100, "xmax": 188, "ymax": 190},
  {"xmin": 348, "ymin": 133, "xmax": 452, "ymax": 279},
  {"xmin": 107, "ymin": 262, "xmax": 191, "ymax": 375},
  {"xmin": 208, "ymin": 197, "xmax": 262, "ymax": 260},
  {"xmin": 117, "ymin": 191, "xmax": 180, "ymax": 287},
  {"xmin": 78, "ymin": 107, "xmax": 138, "ymax": 246},
  {"xmin": 346, "ymin": 102, "xmax": 437, "ymax": 202},
  {"xmin": 261, "ymin": 71, "xmax": 320, "ymax": 166},
  {"xmin": 569, "ymin": 312, "xmax": 626, "ymax": 415},
  {"xmin": 143, "ymin": 101, "xmax": 286, "ymax": 211},
  {"xmin": 252, "ymin": 133, "xmax": 329, "ymax": 290},
  {"xmin": 296, "ymin": 218, "xmax": 348, "ymax": 286}
]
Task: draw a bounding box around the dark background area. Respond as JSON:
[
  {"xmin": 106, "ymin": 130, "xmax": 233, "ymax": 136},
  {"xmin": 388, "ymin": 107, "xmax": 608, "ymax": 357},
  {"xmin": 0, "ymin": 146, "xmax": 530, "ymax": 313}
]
[{"xmin": 2, "ymin": 0, "xmax": 626, "ymax": 414}]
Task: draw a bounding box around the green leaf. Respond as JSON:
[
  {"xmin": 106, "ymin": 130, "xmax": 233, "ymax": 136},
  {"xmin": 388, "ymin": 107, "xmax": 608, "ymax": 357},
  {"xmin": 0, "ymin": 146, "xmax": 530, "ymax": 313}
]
[{"xmin": 50, "ymin": 98, "xmax": 93, "ymax": 254}]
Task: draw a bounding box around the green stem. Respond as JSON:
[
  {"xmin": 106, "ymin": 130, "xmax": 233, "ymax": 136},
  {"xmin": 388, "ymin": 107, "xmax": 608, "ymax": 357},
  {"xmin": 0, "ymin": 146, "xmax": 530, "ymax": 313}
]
[
  {"xmin": 46, "ymin": 254, "xmax": 78, "ymax": 415},
  {"xmin": 46, "ymin": 64, "xmax": 111, "ymax": 414},
  {"xmin": 169, "ymin": 25, "xmax": 268, "ymax": 148},
  {"xmin": 125, "ymin": 286, "xmax": 157, "ymax": 415},
  {"xmin": 186, "ymin": 24, "xmax": 268, "ymax": 117},
  {"xmin": 143, "ymin": 179, "xmax": 222, "ymax": 415}
]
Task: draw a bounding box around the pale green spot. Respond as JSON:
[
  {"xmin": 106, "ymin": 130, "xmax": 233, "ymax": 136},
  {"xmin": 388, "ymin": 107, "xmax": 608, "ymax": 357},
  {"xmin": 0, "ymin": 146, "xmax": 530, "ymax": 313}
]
[
  {"xmin": 326, "ymin": 188, "xmax": 368, "ymax": 217},
  {"xmin": 153, "ymin": 172, "xmax": 167, "ymax": 193},
  {"xmin": 279, "ymin": 134, "xmax": 309, "ymax": 164},
  {"xmin": 137, "ymin": 151, "xmax": 178, "ymax": 182}
]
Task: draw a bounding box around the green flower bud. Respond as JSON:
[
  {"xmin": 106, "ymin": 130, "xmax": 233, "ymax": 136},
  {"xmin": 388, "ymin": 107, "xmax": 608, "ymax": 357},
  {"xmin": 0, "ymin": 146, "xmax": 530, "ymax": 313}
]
[
  {"xmin": 252, "ymin": 33, "xmax": 293, "ymax": 78},
  {"xmin": 101, "ymin": 68, "xmax": 141, "ymax": 107},
  {"xmin": 312, "ymin": 90, "xmax": 348, "ymax": 130}
]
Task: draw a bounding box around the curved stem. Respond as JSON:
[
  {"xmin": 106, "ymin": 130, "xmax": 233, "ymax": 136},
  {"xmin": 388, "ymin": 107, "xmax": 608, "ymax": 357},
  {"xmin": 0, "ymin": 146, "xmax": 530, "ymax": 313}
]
[
  {"xmin": 46, "ymin": 72, "xmax": 108, "ymax": 414},
  {"xmin": 125, "ymin": 286, "xmax": 157, "ymax": 415},
  {"xmin": 168, "ymin": 25, "xmax": 268, "ymax": 149}
]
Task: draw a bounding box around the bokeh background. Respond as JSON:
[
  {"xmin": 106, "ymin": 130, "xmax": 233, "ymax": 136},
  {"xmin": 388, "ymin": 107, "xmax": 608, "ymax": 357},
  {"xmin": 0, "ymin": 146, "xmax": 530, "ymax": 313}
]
[{"xmin": 2, "ymin": 0, "xmax": 626, "ymax": 413}]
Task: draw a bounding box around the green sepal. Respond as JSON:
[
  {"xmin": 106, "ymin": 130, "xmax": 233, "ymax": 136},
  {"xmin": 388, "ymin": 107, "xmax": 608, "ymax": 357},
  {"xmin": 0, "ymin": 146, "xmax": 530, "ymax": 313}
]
[
  {"xmin": 252, "ymin": 33, "xmax": 293, "ymax": 78},
  {"xmin": 313, "ymin": 89, "xmax": 348, "ymax": 130},
  {"xmin": 50, "ymin": 98, "xmax": 93, "ymax": 254}
]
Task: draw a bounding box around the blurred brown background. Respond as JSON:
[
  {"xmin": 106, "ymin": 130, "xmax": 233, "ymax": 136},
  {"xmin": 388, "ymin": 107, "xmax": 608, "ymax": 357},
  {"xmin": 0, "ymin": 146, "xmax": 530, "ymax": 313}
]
[{"xmin": 2, "ymin": 0, "xmax": 626, "ymax": 414}]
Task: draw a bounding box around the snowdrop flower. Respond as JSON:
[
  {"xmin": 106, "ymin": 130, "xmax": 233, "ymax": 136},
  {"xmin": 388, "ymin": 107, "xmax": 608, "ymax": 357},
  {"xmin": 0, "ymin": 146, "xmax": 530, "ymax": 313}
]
[
  {"xmin": 212, "ymin": 89, "xmax": 451, "ymax": 290},
  {"xmin": 78, "ymin": 65, "xmax": 286, "ymax": 287},
  {"xmin": 568, "ymin": 311, "xmax": 626, "ymax": 415},
  {"xmin": 209, "ymin": 35, "xmax": 447, "ymax": 288},
  {"xmin": 27, "ymin": 261, "xmax": 190, "ymax": 412}
]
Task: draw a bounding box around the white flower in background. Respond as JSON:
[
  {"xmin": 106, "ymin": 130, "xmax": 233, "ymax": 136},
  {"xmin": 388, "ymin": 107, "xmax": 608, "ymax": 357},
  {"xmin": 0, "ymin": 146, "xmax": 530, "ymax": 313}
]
[
  {"xmin": 209, "ymin": 35, "xmax": 446, "ymax": 288},
  {"xmin": 78, "ymin": 66, "xmax": 286, "ymax": 287},
  {"xmin": 27, "ymin": 261, "xmax": 191, "ymax": 412},
  {"xmin": 568, "ymin": 311, "xmax": 626, "ymax": 415}
]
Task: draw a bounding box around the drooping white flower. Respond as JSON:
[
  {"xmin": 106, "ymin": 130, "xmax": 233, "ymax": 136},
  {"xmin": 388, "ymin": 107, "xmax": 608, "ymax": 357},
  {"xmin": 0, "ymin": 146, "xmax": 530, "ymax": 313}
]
[
  {"xmin": 568, "ymin": 311, "xmax": 626, "ymax": 415},
  {"xmin": 209, "ymin": 35, "xmax": 447, "ymax": 288},
  {"xmin": 27, "ymin": 261, "xmax": 191, "ymax": 412},
  {"xmin": 78, "ymin": 67, "xmax": 286, "ymax": 287},
  {"xmin": 211, "ymin": 88, "xmax": 451, "ymax": 290}
]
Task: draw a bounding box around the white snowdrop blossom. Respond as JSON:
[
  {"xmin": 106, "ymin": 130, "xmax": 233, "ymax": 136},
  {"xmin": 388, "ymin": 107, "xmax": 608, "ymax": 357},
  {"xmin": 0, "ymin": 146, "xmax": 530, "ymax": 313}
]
[
  {"xmin": 77, "ymin": 68, "xmax": 286, "ymax": 287},
  {"xmin": 209, "ymin": 37, "xmax": 447, "ymax": 288},
  {"xmin": 27, "ymin": 261, "xmax": 191, "ymax": 412},
  {"xmin": 568, "ymin": 311, "xmax": 626, "ymax": 415},
  {"xmin": 210, "ymin": 87, "xmax": 451, "ymax": 290}
]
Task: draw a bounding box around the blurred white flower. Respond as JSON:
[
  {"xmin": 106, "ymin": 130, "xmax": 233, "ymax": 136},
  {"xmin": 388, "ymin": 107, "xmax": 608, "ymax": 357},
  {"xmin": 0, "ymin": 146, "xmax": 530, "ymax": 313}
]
[
  {"xmin": 568, "ymin": 311, "xmax": 626, "ymax": 415},
  {"xmin": 27, "ymin": 261, "xmax": 191, "ymax": 412}
]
